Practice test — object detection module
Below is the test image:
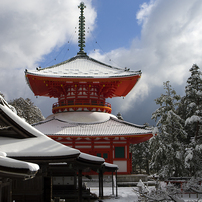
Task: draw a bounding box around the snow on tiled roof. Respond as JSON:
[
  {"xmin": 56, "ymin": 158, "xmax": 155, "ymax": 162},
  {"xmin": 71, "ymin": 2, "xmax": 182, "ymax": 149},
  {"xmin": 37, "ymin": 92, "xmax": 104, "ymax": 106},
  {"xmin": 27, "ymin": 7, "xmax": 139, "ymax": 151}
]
[
  {"xmin": 0, "ymin": 96, "xmax": 80, "ymax": 158},
  {"xmin": 104, "ymin": 162, "xmax": 118, "ymax": 169},
  {"xmin": 33, "ymin": 112, "xmax": 153, "ymax": 137},
  {"xmin": 0, "ymin": 151, "xmax": 39, "ymax": 178},
  {"xmin": 0, "ymin": 155, "xmax": 39, "ymax": 172},
  {"xmin": 26, "ymin": 55, "xmax": 141, "ymax": 78},
  {"xmin": 44, "ymin": 111, "xmax": 116, "ymax": 124},
  {"xmin": 78, "ymin": 152, "xmax": 104, "ymax": 164}
]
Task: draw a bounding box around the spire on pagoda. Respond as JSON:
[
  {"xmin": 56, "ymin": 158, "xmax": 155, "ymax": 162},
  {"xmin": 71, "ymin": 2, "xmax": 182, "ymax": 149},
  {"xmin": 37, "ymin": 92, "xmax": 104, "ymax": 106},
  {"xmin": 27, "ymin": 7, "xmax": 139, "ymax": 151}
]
[{"xmin": 78, "ymin": 2, "xmax": 86, "ymax": 55}]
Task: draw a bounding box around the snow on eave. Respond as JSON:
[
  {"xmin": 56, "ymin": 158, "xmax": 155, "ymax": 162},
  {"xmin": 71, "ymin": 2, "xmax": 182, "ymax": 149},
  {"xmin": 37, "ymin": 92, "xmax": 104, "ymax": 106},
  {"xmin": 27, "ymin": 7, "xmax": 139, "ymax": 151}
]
[
  {"xmin": 78, "ymin": 152, "xmax": 105, "ymax": 164},
  {"xmin": 0, "ymin": 100, "xmax": 50, "ymax": 138},
  {"xmin": 0, "ymin": 156, "xmax": 39, "ymax": 172},
  {"xmin": 104, "ymin": 162, "xmax": 118, "ymax": 169}
]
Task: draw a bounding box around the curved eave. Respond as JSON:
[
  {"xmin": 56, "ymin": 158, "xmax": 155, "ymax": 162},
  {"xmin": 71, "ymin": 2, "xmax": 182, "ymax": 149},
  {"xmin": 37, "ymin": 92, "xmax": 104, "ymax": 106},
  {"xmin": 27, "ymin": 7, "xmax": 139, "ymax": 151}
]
[
  {"xmin": 11, "ymin": 153, "xmax": 80, "ymax": 164},
  {"xmin": 0, "ymin": 166, "xmax": 37, "ymax": 179},
  {"xmin": 49, "ymin": 133, "xmax": 153, "ymax": 144},
  {"xmin": 25, "ymin": 73, "xmax": 141, "ymax": 98}
]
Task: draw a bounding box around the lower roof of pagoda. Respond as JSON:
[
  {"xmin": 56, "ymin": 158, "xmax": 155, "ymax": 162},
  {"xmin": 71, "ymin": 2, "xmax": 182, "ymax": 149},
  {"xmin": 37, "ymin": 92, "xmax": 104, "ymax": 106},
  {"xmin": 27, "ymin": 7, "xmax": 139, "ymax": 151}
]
[{"xmin": 33, "ymin": 112, "xmax": 154, "ymax": 144}]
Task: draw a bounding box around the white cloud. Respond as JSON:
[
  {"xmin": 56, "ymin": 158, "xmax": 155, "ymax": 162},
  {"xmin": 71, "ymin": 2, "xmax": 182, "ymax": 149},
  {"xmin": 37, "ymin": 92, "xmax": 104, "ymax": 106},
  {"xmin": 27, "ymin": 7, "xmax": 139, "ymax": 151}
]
[
  {"xmin": 136, "ymin": 0, "xmax": 155, "ymax": 25},
  {"xmin": 90, "ymin": 0, "xmax": 202, "ymax": 113},
  {"xmin": 0, "ymin": 0, "xmax": 96, "ymax": 101},
  {"xmin": 0, "ymin": 0, "xmax": 96, "ymax": 69},
  {"xmin": 1, "ymin": 0, "xmax": 202, "ymax": 123}
]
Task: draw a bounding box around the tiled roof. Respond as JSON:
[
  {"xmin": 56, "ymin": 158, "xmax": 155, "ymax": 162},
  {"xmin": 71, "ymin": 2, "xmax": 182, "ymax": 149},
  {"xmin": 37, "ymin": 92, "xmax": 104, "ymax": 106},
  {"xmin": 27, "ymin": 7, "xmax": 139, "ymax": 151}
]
[
  {"xmin": 0, "ymin": 95, "xmax": 80, "ymax": 158},
  {"xmin": 33, "ymin": 116, "xmax": 153, "ymax": 137},
  {"xmin": 26, "ymin": 55, "xmax": 141, "ymax": 78}
]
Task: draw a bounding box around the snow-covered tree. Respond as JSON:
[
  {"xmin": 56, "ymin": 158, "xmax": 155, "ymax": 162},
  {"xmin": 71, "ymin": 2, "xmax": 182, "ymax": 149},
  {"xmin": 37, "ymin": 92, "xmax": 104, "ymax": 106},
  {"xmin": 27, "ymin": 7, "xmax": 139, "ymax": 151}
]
[
  {"xmin": 9, "ymin": 97, "xmax": 45, "ymax": 124},
  {"xmin": 151, "ymin": 81, "xmax": 187, "ymax": 178},
  {"xmin": 184, "ymin": 64, "xmax": 202, "ymax": 176},
  {"xmin": 131, "ymin": 141, "xmax": 150, "ymax": 174},
  {"xmin": 184, "ymin": 64, "xmax": 202, "ymax": 141},
  {"xmin": 0, "ymin": 92, "xmax": 5, "ymax": 98}
]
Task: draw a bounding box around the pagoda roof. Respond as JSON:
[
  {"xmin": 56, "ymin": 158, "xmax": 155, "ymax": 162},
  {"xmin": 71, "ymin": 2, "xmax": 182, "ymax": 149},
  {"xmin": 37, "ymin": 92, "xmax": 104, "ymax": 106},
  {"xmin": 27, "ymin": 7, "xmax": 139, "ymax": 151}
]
[
  {"xmin": 33, "ymin": 112, "xmax": 154, "ymax": 144},
  {"xmin": 25, "ymin": 54, "xmax": 141, "ymax": 79},
  {"xmin": 0, "ymin": 96, "xmax": 119, "ymax": 171},
  {"xmin": 0, "ymin": 95, "xmax": 80, "ymax": 162}
]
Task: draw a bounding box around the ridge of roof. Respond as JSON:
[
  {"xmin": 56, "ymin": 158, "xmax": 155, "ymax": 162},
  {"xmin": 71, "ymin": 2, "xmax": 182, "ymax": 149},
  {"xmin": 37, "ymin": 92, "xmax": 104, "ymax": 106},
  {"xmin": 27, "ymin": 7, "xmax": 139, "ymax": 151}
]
[
  {"xmin": 32, "ymin": 54, "xmax": 141, "ymax": 75},
  {"xmin": 110, "ymin": 116, "xmax": 153, "ymax": 130},
  {"xmin": 33, "ymin": 114, "xmax": 110, "ymax": 126},
  {"xmin": 33, "ymin": 114, "xmax": 152, "ymax": 130}
]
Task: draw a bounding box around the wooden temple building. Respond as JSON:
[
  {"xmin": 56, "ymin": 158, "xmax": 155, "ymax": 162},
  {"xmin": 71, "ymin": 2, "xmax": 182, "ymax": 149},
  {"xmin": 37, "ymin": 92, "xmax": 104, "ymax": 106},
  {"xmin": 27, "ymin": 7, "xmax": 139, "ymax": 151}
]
[
  {"xmin": 25, "ymin": 2, "xmax": 154, "ymax": 175},
  {"xmin": 0, "ymin": 95, "xmax": 118, "ymax": 202}
]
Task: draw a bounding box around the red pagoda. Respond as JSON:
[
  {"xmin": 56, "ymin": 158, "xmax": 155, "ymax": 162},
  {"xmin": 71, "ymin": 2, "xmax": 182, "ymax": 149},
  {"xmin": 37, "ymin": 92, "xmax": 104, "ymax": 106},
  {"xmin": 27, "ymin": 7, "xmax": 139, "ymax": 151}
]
[{"xmin": 25, "ymin": 2, "xmax": 154, "ymax": 174}]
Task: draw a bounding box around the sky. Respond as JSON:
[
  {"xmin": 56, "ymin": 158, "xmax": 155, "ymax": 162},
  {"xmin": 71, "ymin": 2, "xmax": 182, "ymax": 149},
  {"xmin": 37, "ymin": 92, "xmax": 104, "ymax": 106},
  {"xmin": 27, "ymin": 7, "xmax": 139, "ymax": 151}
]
[{"xmin": 1, "ymin": 0, "xmax": 202, "ymax": 126}]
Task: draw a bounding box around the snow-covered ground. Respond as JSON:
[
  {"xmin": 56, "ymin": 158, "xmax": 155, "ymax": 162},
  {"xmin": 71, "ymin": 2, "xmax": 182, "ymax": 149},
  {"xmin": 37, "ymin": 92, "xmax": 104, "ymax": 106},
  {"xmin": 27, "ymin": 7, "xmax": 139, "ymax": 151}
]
[
  {"xmin": 89, "ymin": 186, "xmax": 202, "ymax": 202},
  {"xmin": 90, "ymin": 187, "xmax": 139, "ymax": 202}
]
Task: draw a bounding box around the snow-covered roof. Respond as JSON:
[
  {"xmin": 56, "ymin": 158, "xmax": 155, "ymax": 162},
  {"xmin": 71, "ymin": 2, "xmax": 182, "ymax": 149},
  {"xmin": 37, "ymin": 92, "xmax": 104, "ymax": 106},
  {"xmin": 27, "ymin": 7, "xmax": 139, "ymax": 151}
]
[
  {"xmin": 0, "ymin": 96, "xmax": 119, "ymax": 172},
  {"xmin": 0, "ymin": 155, "xmax": 39, "ymax": 172},
  {"xmin": 103, "ymin": 162, "xmax": 118, "ymax": 169},
  {"xmin": 26, "ymin": 55, "xmax": 141, "ymax": 79},
  {"xmin": 0, "ymin": 152, "xmax": 39, "ymax": 178},
  {"xmin": 78, "ymin": 152, "xmax": 104, "ymax": 165},
  {"xmin": 0, "ymin": 96, "xmax": 80, "ymax": 159},
  {"xmin": 44, "ymin": 111, "xmax": 116, "ymax": 124},
  {"xmin": 33, "ymin": 111, "xmax": 153, "ymax": 137}
]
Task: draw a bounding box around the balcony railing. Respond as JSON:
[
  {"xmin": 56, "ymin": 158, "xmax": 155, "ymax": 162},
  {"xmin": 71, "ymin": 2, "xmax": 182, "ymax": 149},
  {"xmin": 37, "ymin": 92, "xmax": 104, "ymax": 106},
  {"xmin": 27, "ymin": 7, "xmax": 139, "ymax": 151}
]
[{"xmin": 52, "ymin": 99, "xmax": 111, "ymax": 114}]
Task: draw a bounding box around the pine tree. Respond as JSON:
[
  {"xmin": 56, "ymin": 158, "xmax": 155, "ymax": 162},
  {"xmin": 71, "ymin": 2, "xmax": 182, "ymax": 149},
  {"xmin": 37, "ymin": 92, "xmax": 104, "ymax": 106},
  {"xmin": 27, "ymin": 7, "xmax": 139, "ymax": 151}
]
[
  {"xmin": 0, "ymin": 92, "xmax": 5, "ymax": 98},
  {"xmin": 184, "ymin": 64, "xmax": 202, "ymax": 141},
  {"xmin": 131, "ymin": 141, "xmax": 150, "ymax": 174},
  {"xmin": 9, "ymin": 97, "xmax": 45, "ymax": 124},
  {"xmin": 184, "ymin": 64, "xmax": 202, "ymax": 176},
  {"xmin": 151, "ymin": 81, "xmax": 187, "ymax": 178}
]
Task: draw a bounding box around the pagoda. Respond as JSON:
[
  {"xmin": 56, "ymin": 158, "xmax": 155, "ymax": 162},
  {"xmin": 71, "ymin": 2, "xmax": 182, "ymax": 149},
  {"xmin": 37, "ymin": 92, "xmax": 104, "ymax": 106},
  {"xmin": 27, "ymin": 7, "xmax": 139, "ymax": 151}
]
[{"xmin": 25, "ymin": 2, "xmax": 154, "ymax": 174}]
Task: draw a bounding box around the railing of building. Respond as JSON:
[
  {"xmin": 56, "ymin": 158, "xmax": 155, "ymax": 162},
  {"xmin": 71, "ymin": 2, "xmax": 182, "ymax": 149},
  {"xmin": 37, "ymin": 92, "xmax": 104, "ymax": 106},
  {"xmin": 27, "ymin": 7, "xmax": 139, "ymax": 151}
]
[{"xmin": 52, "ymin": 99, "xmax": 111, "ymax": 114}]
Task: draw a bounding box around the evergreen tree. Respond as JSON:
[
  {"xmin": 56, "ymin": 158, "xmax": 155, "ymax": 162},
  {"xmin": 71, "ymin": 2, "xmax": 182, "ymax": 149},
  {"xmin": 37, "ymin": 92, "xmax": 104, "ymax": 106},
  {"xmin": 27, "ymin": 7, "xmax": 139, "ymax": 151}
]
[
  {"xmin": 0, "ymin": 92, "xmax": 5, "ymax": 98},
  {"xmin": 151, "ymin": 81, "xmax": 187, "ymax": 178},
  {"xmin": 184, "ymin": 64, "xmax": 202, "ymax": 176},
  {"xmin": 184, "ymin": 64, "xmax": 202, "ymax": 141},
  {"xmin": 9, "ymin": 97, "xmax": 45, "ymax": 124},
  {"xmin": 131, "ymin": 141, "xmax": 150, "ymax": 174}
]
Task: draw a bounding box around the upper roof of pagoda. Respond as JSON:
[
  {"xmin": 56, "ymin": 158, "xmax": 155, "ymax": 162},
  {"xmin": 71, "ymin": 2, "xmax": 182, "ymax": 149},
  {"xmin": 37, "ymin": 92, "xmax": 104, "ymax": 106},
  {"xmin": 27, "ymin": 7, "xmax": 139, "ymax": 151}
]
[{"xmin": 25, "ymin": 54, "xmax": 141, "ymax": 79}]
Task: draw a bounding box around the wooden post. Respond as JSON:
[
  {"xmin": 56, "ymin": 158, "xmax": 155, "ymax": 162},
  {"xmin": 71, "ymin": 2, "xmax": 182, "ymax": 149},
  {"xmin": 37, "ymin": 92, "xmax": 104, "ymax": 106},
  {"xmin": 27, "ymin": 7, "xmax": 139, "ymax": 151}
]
[
  {"xmin": 101, "ymin": 170, "xmax": 103, "ymax": 199},
  {"xmin": 98, "ymin": 171, "xmax": 101, "ymax": 198},
  {"xmin": 98, "ymin": 170, "xmax": 103, "ymax": 199},
  {"xmin": 115, "ymin": 170, "xmax": 118, "ymax": 198},
  {"xmin": 44, "ymin": 177, "xmax": 52, "ymax": 202},
  {"xmin": 78, "ymin": 169, "xmax": 82, "ymax": 202},
  {"xmin": 112, "ymin": 172, "xmax": 114, "ymax": 195},
  {"xmin": 8, "ymin": 179, "xmax": 12, "ymax": 202},
  {"xmin": 0, "ymin": 181, "xmax": 2, "ymax": 202}
]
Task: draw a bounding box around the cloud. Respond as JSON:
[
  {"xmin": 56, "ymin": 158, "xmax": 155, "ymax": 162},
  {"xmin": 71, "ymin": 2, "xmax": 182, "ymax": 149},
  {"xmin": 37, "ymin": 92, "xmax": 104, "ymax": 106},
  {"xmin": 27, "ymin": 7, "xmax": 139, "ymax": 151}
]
[
  {"xmin": 1, "ymin": 0, "xmax": 202, "ymax": 125},
  {"xmin": 89, "ymin": 0, "xmax": 202, "ymax": 116},
  {"xmin": 136, "ymin": 0, "xmax": 155, "ymax": 25},
  {"xmin": 1, "ymin": 0, "xmax": 96, "ymax": 69},
  {"xmin": 0, "ymin": 0, "xmax": 96, "ymax": 101}
]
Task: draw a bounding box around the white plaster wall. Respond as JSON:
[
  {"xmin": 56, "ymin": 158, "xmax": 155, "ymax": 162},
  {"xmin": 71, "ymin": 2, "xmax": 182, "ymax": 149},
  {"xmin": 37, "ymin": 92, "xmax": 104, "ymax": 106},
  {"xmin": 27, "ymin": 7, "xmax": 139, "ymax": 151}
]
[{"xmin": 113, "ymin": 160, "xmax": 127, "ymax": 172}]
